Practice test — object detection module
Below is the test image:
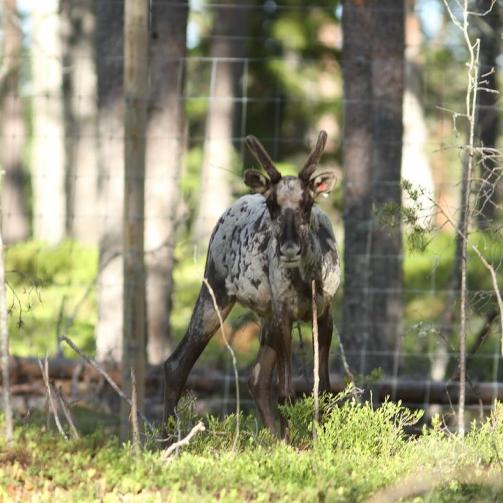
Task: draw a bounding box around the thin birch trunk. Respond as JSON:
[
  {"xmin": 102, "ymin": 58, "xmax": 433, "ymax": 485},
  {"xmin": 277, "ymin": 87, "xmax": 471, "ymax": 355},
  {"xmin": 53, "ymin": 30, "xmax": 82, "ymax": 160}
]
[
  {"xmin": 0, "ymin": 0, "xmax": 29, "ymax": 243},
  {"xmin": 61, "ymin": 0, "xmax": 98, "ymax": 244},
  {"xmin": 192, "ymin": 1, "xmax": 247, "ymax": 247},
  {"xmin": 95, "ymin": 0, "xmax": 124, "ymax": 363},
  {"xmin": 145, "ymin": 0, "xmax": 188, "ymax": 364},
  {"xmin": 31, "ymin": 1, "xmax": 66, "ymax": 244}
]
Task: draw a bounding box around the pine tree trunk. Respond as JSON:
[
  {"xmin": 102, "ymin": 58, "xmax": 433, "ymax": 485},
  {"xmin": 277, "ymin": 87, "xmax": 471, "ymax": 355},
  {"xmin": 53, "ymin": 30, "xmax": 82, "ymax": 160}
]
[
  {"xmin": 95, "ymin": 0, "xmax": 124, "ymax": 363},
  {"xmin": 341, "ymin": 0, "xmax": 404, "ymax": 377},
  {"xmin": 144, "ymin": 0, "xmax": 188, "ymax": 364},
  {"xmin": 61, "ymin": 0, "xmax": 98, "ymax": 244},
  {"xmin": 341, "ymin": 0, "xmax": 374, "ymax": 377},
  {"xmin": 0, "ymin": 0, "xmax": 29, "ymax": 243},
  {"xmin": 369, "ymin": 0, "xmax": 404, "ymax": 376},
  {"xmin": 192, "ymin": 1, "xmax": 246, "ymax": 246},
  {"xmin": 31, "ymin": 1, "xmax": 66, "ymax": 244}
]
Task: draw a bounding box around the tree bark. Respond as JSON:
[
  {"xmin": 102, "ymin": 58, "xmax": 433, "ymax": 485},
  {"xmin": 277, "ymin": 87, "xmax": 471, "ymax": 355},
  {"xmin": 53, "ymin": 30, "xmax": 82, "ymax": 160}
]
[
  {"xmin": 475, "ymin": 2, "xmax": 500, "ymax": 228},
  {"xmin": 145, "ymin": 0, "xmax": 188, "ymax": 364},
  {"xmin": 192, "ymin": 0, "xmax": 247, "ymax": 246},
  {"xmin": 341, "ymin": 0, "xmax": 374, "ymax": 378},
  {"xmin": 31, "ymin": 1, "xmax": 66, "ymax": 244},
  {"xmin": 61, "ymin": 0, "xmax": 99, "ymax": 244},
  {"xmin": 95, "ymin": 0, "xmax": 124, "ymax": 363},
  {"xmin": 121, "ymin": 0, "xmax": 148, "ymax": 439},
  {"xmin": 369, "ymin": 0, "xmax": 404, "ymax": 377},
  {"xmin": 341, "ymin": 0, "xmax": 404, "ymax": 377},
  {"xmin": 0, "ymin": 0, "xmax": 29, "ymax": 243}
]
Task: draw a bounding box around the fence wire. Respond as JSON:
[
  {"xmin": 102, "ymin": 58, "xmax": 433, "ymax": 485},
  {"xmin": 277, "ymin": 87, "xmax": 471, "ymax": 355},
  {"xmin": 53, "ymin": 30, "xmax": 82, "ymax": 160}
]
[{"xmin": 1, "ymin": 0, "xmax": 502, "ymax": 428}]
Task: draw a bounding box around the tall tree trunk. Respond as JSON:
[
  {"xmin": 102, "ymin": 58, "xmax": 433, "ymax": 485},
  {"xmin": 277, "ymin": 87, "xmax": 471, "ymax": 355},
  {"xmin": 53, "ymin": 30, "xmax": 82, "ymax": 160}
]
[
  {"xmin": 31, "ymin": 1, "xmax": 66, "ymax": 244},
  {"xmin": 475, "ymin": 2, "xmax": 500, "ymax": 228},
  {"xmin": 192, "ymin": 1, "xmax": 247, "ymax": 246},
  {"xmin": 341, "ymin": 0, "xmax": 374, "ymax": 377},
  {"xmin": 0, "ymin": 0, "xmax": 29, "ymax": 243},
  {"xmin": 370, "ymin": 0, "xmax": 404, "ymax": 377},
  {"xmin": 61, "ymin": 0, "xmax": 98, "ymax": 244},
  {"xmin": 145, "ymin": 1, "xmax": 188, "ymax": 364},
  {"xmin": 95, "ymin": 0, "xmax": 124, "ymax": 363},
  {"xmin": 341, "ymin": 0, "xmax": 404, "ymax": 377},
  {"xmin": 121, "ymin": 0, "xmax": 148, "ymax": 439}
]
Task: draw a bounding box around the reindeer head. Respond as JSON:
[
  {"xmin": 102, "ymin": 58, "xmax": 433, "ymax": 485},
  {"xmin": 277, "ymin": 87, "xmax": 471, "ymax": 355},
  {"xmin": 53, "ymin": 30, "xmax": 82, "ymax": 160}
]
[{"xmin": 244, "ymin": 131, "xmax": 336, "ymax": 267}]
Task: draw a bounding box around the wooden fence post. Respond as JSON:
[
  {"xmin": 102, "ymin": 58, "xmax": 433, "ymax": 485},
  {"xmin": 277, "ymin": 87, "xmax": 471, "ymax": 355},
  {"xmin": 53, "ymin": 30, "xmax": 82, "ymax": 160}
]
[{"xmin": 121, "ymin": 0, "xmax": 149, "ymax": 441}]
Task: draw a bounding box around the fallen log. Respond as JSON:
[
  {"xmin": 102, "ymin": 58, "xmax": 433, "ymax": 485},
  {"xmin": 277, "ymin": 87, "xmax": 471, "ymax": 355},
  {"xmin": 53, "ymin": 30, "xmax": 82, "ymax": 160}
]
[{"xmin": 1, "ymin": 356, "xmax": 503, "ymax": 406}]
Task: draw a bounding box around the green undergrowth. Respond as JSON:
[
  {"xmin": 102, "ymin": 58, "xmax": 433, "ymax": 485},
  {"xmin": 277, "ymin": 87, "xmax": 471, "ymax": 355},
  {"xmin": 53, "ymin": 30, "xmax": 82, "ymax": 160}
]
[
  {"xmin": 5, "ymin": 240, "xmax": 98, "ymax": 357},
  {"xmin": 1, "ymin": 392, "xmax": 503, "ymax": 502},
  {"xmin": 4, "ymin": 231, "xmax": 503, "ymax": 372}
]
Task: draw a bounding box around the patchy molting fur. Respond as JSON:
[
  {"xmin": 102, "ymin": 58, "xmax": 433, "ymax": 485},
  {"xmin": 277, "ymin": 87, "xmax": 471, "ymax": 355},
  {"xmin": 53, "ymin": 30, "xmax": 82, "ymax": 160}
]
[{"xmin": 208, "ymin": 191, "xmax": 340, "ymax": 320}]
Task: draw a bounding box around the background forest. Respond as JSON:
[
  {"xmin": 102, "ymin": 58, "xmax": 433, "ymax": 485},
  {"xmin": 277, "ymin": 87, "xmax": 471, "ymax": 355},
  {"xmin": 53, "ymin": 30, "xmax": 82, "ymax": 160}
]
[
  {"xmin": 2, "ymin": 1, "xmax": 503, "ymax": 501},
  {"xmin": 0, "ymin": 0, "xmax": 502, "ymax": 434}
]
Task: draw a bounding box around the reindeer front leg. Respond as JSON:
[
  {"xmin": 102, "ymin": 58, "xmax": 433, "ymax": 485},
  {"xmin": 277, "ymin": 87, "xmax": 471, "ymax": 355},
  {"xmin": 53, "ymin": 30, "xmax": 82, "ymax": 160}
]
[
  {"xmin": 316, "ymin": 308, "xmax": 333, "ymax": 393},
  {"xmin": 248, "ymin": 336, "xmax": 277, "ymax": 433},
  {"xmin": 248, "ymin": 315, "xmax": 293, "ymax": 437},
  {"xmin": 274, "ymin": 316, "xmax": 293, "ymax": 439}
]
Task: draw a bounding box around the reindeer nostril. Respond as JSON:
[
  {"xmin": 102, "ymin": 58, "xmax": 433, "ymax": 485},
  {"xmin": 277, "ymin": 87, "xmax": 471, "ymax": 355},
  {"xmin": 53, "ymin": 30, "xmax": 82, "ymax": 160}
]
[{"xmin": 280, "ymin": 242, "xmax": 301, "ymax": 261}]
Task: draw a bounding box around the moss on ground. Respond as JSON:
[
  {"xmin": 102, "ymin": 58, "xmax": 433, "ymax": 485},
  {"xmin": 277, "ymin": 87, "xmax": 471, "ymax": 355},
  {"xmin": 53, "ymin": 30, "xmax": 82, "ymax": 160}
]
[{"xmin": 1, "ymin": 394, "xmax": 502, "ymax": 502}]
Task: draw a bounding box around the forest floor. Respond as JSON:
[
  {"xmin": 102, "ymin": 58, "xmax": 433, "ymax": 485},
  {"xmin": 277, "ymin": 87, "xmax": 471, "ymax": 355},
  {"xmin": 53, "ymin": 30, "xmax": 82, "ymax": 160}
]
[{"xmin": 1, "ymin": 392, "xmax": 503, "ymax": 502}]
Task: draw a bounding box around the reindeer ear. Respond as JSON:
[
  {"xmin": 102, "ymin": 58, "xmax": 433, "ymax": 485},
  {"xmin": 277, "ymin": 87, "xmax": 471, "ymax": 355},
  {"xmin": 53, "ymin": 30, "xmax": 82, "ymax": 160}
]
[
  {"xmin": 244, "ymin": 169, "xmax": 271, "ymax": 194},
  {"xmin": 309, "ymin": 170, "xmax": 337, "ymax": 199}
]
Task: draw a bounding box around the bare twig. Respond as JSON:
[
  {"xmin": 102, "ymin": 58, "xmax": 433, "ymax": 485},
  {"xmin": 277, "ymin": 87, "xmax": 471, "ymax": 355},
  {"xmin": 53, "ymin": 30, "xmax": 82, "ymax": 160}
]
[
  {"xmin": 161, "ymin": 421, "xmax": 205, "ymax": 460},
  {"xmin": 312, "ymin": 280, "xmax": 320, "ymax": 439},
  {"xmin": 335, "ymin": 324, "xmax": 356, "ymax": 383},
  {"xmin": 203, "ymin": 278, "xmax": 240, "ymax": 451},
  {"xmin": 54, "ymin": 385, "xmax": 80, "ymax": 440},
  {"xmin": 55, "ymin": 295, "xmax": 67, "ymax": 358},
  {"xmin": 130, "ymin": 368, "xmax": 141, "ymax": 453},
  {"xmin": 60, "ymin": 335, "xmax": 155, "ymax": 434},
  {"xmin": 38, "ymin": 357, "xmax": 68, "ymax": 440}
]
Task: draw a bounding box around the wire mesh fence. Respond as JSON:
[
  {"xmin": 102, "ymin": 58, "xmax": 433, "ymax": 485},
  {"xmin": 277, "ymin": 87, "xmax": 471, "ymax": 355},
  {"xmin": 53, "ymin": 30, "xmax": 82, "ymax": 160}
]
[{"xmin": 1, "ymin": 0, "xmax": 502, "ymax": 431}]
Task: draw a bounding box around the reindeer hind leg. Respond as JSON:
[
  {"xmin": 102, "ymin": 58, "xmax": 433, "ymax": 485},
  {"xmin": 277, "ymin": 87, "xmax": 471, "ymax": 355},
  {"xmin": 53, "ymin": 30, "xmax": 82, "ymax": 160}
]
[{"xmin": 163, "ymin": 275, "xmax": 234, "ymax": 427}]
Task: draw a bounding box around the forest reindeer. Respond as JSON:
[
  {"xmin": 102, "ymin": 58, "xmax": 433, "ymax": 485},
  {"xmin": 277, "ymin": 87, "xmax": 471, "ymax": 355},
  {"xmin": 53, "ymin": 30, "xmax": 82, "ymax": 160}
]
[{"xmin": 163, "ymin": 131, "xmax": 340, "ymax": 434}]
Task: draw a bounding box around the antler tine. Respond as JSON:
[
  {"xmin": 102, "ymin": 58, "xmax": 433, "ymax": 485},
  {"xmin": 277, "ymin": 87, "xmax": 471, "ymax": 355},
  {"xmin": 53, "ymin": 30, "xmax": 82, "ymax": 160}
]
[
  {"xmin": 246, "ymin": 135, "xmax": 282, "ymax": 183},
  {"xmin": 299, "ymin": 130, "xmax": 328, "ymax": 181}
]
